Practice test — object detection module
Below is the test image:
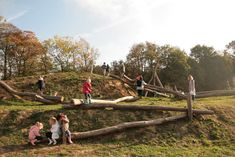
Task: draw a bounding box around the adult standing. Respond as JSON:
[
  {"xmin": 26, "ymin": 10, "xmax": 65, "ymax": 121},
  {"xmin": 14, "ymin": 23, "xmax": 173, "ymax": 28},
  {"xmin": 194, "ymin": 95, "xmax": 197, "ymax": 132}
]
[
  {"xmin": 101, "ymin": 62, "xmax": 107, "ymax": 76},
  {"xmin": 106, "ymin": 64, "xmax": 110, "ymax": 76},
  {"xmin": 188, "ymin": 75, "xmax": 196, "ymax": 101}
]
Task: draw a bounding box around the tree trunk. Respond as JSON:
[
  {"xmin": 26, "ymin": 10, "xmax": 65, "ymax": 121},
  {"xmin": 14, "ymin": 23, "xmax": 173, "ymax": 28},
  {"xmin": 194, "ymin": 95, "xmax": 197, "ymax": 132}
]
[
  {"xmin": 64, "ymin": 103, "xmax": 214, "ymax": 115},
  {"xmin": 71, "ymin": 114, "xmax": 187, "ymax": 139},
  {"xmin": 0, "ymin": 81, "xmax": 64, "ymax": 104},
  {"xmin": 72, "ymin": 96, "xmax": 138, "ymax": 105}
]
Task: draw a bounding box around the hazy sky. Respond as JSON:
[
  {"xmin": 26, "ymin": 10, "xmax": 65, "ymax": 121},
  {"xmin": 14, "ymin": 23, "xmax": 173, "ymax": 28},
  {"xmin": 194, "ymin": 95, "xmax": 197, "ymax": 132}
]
[{"xmin": 1, "ymin": 0, "xmax": 235, "ymax": 64}]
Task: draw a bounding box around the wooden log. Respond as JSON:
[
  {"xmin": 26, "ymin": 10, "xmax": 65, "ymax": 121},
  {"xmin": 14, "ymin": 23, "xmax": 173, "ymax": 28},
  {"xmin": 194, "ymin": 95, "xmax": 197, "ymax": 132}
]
[
  {"xmin": 144, "ymin": 88, "xmax": 169, "ymax": 98},
  {"xmin": 41, "ymin": 95, "xmax": 64, "ymax": 103},
  {"xmin": 63, "ymin": 103, "xmax": 214, "ymax": 115},
  {"xmin": 0, "ymin": 81, "xmax": 62, "ymax": 104},
  {"xmin": 145, "ymin": 85, "xmax": 187, "ymax": 99},
  {"xmin": 71, "ymin": 114, "xmax": 187, "ymax": 139},
  {"xmin": 72, "ymin": 96, "xmax": 137, "ymax": 105}
]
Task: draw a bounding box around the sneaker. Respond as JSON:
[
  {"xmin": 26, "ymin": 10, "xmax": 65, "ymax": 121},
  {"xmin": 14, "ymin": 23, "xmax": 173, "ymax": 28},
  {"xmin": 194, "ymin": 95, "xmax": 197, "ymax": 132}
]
[
  {"xmin": 53, "ymin": 139, "xmax": 57, "ymax": 145},
  {"xmin": 30, "ymin": 141, "xmax": 36, "ymax": 146},
  {"xmin": 48, "ymin": 139, "xmax": 53, "ymax": 145}
]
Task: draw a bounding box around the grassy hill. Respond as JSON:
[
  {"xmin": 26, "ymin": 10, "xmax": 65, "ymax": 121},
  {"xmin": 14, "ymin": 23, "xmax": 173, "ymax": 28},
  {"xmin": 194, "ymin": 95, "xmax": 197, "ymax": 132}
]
[
  {"xmin": 1, "ymin": 72, "xmax": 136, "ymax": 101},
  {"xmin": 0, "ymin": 73, "xmax": 234, "ymax": 157}
]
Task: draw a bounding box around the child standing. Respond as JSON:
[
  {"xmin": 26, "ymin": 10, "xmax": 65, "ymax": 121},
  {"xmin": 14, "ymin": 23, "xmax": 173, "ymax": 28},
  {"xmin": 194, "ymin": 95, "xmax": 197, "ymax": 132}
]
[
  {"xmin": 46, "ymin": 117, "xmax": 60, "ymax": 145},
  {"xmin": 83, "ymin": 77, "xmax": 92, "ymax": 105},
  {"xmin": 136, "ymin": 75, "xmax": 147, "ymax": 98},
  {"xmin": 57, "ymin": 113, "xmax": 73, "ymax": 144},
  {"xmin": 28, "ymin": 122, "xmax": 43, "ymax": 146},
  {"xmin": 188, "ymin": 75, "xmax": 196, "ymax": 101},
  {"xmin": 37, "ymin": 76, "xmax": 45, "ymax": 95}
]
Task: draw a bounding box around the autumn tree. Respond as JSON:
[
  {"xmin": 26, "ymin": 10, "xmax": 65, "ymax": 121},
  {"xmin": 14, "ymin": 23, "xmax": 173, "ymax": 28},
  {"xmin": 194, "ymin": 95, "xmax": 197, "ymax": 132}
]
[{"xmin": 43, "ymin": 36, "xmax": 99, "ymax": 72}]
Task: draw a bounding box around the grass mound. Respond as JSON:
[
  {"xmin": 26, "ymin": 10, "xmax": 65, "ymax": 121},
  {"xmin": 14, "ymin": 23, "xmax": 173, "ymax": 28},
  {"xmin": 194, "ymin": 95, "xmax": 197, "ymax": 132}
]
[
  {"xmin": 0, "ymin": 96, "xmax": 234, "ymax": 156},
  {"xmin": 1, "ymin": 72, "xmax": 136, "ymax": 101}
]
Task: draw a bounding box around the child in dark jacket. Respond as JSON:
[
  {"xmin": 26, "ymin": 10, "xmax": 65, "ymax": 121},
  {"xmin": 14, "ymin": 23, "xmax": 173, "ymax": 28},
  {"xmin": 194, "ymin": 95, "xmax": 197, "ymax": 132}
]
[{"xmin": 83, "ymin": 77, "xmax": 92, "ymax": 105}]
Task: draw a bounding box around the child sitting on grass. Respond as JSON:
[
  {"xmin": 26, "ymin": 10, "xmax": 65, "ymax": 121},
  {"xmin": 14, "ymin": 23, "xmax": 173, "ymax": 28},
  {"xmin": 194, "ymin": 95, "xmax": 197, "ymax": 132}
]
[
  {"xmin": 57, "ymin": 113, "xmax": 73, "ymax": 144},
  {"xmin": 46, "ymin": 117, "xmax": 60, "ymax": 145},
  {"xmin": 83, "ymin": 77, "xmax": 92, "ymax": 105},
  {"xmin": 28, "ymin": 122, "xmax": 43, "ymax": 146}
]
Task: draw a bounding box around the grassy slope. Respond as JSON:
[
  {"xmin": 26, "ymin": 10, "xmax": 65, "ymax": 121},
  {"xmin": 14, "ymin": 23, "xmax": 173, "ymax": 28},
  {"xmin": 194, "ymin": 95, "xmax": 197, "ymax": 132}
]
[
  {"xmin": 0, "ymin": 72, "xmax": 234, "ymax": 157},
  {"xmin": 0, "ymin": 96, "xmax": 234, "ymax": 157},
  {"xmin": 3, "ymin": 72, "xmax": 136, "ymax": 100}
]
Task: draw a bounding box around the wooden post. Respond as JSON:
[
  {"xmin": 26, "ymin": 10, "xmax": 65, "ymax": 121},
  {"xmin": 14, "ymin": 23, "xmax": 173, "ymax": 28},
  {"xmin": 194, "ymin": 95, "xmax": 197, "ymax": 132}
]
[
  {"xmin": 62, "ymin": 130, "xmax": 67, "ymax": 144},
  {"xmin": 187, "ymin": 93, "xmax": 193, "ymax": 121}
]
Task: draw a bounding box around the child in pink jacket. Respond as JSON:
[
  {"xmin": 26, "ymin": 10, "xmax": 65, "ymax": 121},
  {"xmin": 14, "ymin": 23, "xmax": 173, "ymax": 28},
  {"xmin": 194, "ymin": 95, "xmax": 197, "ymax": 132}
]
[{"xmin": 28, "ymin": 122, "xmax": 43, "ymax": 146}]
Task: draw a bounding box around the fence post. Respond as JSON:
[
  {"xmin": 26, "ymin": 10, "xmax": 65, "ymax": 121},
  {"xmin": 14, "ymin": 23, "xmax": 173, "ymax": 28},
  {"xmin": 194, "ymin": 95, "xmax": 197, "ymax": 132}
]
[
  {"xmin": 62, "ymin": 130, "xmax": 67, "ymax": 144},
  {"xmin": 187, "ymin": 80, "xmax": 193, "ymax": 121}
]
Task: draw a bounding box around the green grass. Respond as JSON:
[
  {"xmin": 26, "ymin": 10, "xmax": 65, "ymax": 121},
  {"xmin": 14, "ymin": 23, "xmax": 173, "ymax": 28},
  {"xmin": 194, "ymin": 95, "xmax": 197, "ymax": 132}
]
[
  {"xmin": 0, "ymin": 73, "xmax": 235, "ymax": 156},
  {"xmin": 0, "ymin": 96, "xmax": 234, "ymax": 156},
  {"xmin": 4, "ymin": 72, "xmax": 135, "ymax": 101},
  {"xmin": 0, "ymin": 100, "xmax": 62, "ymax": 111}
]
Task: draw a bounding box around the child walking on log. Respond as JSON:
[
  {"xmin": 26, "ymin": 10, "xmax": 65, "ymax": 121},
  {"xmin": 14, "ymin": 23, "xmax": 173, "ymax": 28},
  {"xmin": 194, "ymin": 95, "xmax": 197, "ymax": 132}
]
[
  {"xmin": 46, "ymin": 117, "xmax": 60, "ymax": 145},
  {"xmin": 28, "ymin": 122, "xmax": 43, "ymax": 146},
  {"xmin": 57, "ymin": 113, "xmax": 73, "ymax": 144},
  {"xmin": 83, "ymin": 77, "xmax": 92, "ymax": 105}
]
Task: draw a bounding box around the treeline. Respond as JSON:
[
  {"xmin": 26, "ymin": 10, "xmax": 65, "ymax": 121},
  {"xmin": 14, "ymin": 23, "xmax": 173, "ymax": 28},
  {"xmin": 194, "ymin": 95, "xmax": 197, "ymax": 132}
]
[
  {"xmin": 112, "ymin": 42, "xmax": 235, "ymax": 91},
  {"xmin": 1, "ymin": 20, "xmax": 235, "ymax": 91},
  {"xmin": 0, "ymin": 20, "xmax": 99, "ymax": 79}
]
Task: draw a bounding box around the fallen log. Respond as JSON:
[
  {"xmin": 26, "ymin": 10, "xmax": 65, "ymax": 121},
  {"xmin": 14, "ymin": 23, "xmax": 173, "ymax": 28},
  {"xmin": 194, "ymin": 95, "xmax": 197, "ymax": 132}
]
[
  {"xmin": 0, "ymin": 81, "xmax": 63, "ymax": 104},
  {"xmin": 144, "ymin": 88, "xmax": 169, "ymax": 98},
  {"xmin": 72, "ymin": 96, "xmax": 138, "ymax": 105},
  {"xmin": 63, "ymin": 103, "xmax": 214, "ymax": 115},
  {"xmin": 144, "ymin": 84, "xmax": 187, "ymax": 99},
  {"xmin": 71, "ymin": 114, "xmax": 187, "ymax": 139}
]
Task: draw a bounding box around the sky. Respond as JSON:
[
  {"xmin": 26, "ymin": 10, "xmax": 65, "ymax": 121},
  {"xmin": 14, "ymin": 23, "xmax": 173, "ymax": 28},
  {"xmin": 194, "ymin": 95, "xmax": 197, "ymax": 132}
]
[{"xmin": 1, "ymin": 0, "xmax": 235, "ymax": 64}]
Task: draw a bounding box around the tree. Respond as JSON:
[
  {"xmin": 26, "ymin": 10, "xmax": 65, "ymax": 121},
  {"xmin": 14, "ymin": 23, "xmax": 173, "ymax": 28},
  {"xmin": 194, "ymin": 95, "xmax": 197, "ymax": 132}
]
[
  {"xmin": 0, "ymin": 30, "xmax": 44, "ymax": 78},
  {"xmin": 189, "ymin": 45, "xmax": 234, "ymax": 90},
  {"xmin": 43, "ymin": 36, "xmax": 99, "ymax": 72}
]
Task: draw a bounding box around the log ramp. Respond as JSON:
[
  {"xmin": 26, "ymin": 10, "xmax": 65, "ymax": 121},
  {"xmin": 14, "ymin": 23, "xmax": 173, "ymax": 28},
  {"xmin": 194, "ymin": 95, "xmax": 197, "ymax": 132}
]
[
  {"xmin": 71, "ymin": 114, "xmax": 187, "ymax": 139},
  {"xmin": 0, "ymin": 81, "xmax": 64, "ymax": 104}
]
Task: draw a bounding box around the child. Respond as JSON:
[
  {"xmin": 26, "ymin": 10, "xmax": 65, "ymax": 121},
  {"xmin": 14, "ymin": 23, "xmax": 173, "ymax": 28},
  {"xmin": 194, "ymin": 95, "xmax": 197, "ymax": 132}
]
[
  {"xmin": 57, "ymin": 113, "xmax": 73, "ymax": 144},
  {"xmin": 188, "ymin": 75, "xmax": 196, "ymax": 101},
  {"xmin": 83, "ymin": 77, "xmax": 92, "ymax": 105},
  {"xmin": 46, "ymin": 117, "xmax": 60, "ymax": 145},
  {"xmin": 28, "ymin": 122, "xmax": 43, "ymax": 146},
  {"xmin": 136, "ymin": 75, "xmax": 147, "ymax": 98},
  {"xmin": 37, "ymin": 76, "xmax": 45, "ymax": 95}
]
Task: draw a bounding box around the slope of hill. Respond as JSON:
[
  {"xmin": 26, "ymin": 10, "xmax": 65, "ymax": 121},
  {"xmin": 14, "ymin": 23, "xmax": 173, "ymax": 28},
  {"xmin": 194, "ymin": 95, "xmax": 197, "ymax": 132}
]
[
  {"xmin": 1, "ymin": 72, "xmax": 136, "ymax": 101},
  {"xmin": 0, "ymin": 73, "xmax": 234, "ymax": 157}
]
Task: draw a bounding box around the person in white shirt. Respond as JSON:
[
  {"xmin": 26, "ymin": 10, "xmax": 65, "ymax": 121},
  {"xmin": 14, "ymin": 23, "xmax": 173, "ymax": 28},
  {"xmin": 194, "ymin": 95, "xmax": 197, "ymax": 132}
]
[
  {"xmin": 46, "ymin": 117, "xmax": 60, "ymax": 145},
  {"xmin": 188, "ymin": 75, "xmax": 196, "ymax": 101}
]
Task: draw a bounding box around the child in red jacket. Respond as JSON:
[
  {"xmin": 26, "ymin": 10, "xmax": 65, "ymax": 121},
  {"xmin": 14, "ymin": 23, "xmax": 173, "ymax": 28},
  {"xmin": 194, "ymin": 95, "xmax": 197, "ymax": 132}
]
[{"xmin": 83, "ymin": 77, "xmax": 92, "ymax": 105}]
